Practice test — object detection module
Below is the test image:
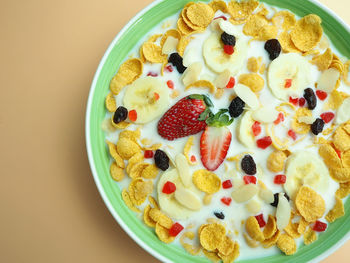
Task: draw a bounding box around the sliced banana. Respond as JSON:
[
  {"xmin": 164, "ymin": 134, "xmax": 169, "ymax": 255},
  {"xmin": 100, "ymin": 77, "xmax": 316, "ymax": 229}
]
[
  {"xmin": 267, "ymin": 53, "xmax": 312, "ymax": 101},
  {"xmin": 237, "ymin": 110, "xmax": 256, "ymax": 149},
  {"xmin": 203, "ymin": 32, "xmax": 248, "ymax": 74},
  {"xmin": 123, "ymin": 77, "xmax": 170, "ymax": 124},
  {"xmin": 252, "ymin": 106, "xmax": 279, "ymax": 124},
  {"xmin": 335, "ymin": 97, "xmax": 350, "ymax": 125},
  {"xmin": 284, "ymin": 151, "xmax": 329, "ymax": 199}
]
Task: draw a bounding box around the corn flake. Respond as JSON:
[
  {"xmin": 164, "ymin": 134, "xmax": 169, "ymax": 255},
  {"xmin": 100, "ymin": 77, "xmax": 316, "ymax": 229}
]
[
  {"xmin": 180, "ymin": 232, "xmax": 201, "ymax": 255},
  {"xmin": 117, "ymin": 137, "xmax": 141, "ymax": 160},
  {"xmin": 257, "ymin": 25, "xmax": 278, "ymax": 41},
  {"xmin": 238, "ymin": 73, "xmax": 264, "ymax": 93},
  {"xmin": 110, "ymin": 162, "xmax": 125, "ymax": 181},
  {"xmin": 342, "ymin": 150, "xmax": 350, "ymax": 168},
  {"xmin": 218, "ymin": 242, "xmax": 240, "ymax": 263},
  {"xmin": 129, "ymin": 162, "xmax": 149, "ymax": 179},
  {"xmin": 149, "ymin": 208, "xmax": 173, "ymax": 229},
  {"xmin": 106, "ymin": 141, "xmax": 125, "ymax": 168},
  {"xmin": 243, "ymin": 233, "xmax": 259, "ymax": 248},
  {"xmin": 297, "ymin": 217, "xmax": 309, "ymax": 234},
  {"xmin": 141, "ymin": 164, "xmax": 159, "ymax": 179},
  {"xmin": 324, "ymin": 89, "xmax": 348, "ymax": 110},
  {"xmin": 336, "ymin": 181, "xmax": 350, "ymax": 199},
  {"xmin": 325, "ymin": 196, "xmax": 345, "ymax": 222},
  {"xmin": 334, "ymin": 126, "xmax": 350, "ymax": 152},
  {"xmin": 295, "ymin": 186, "xmax": 326, "ymax": 222},
  {"xmin": 121, "ymin": 189, "xmax": 141, "ymax": 213},
  {"xmin": 186, "ymin": 2, "xmax": 214, "ymax": 28},
  {"xmin": 304, "ymin": 228, "xmax": 317, "ymax": 245},
  {"xmin": 177, "ymin": 36, "xmax": 193, "ymax": 56},
  {"xmin": 142, "ymin": 42, "xmax": 167, "ymax": 63},
  {"xmin": 318, "ymin": 144, "xmax": 342, "ymax": 168},
  {"xmin": 184, "ymin": 136, "xmax": 197, "ymax": 165},
  {"xmin": 155, "ymin": 223, "xmax": 175, "ymax": 243},
  {"xmin": 284, "ymin": 220, "xmax": 301, "ymax": 239},
  {"xmin": 263, "ymin": 215, "xmax": 277, "ymax": 239},
  {"xmin": 148, "ymin": 196, "xmax": 159, "ymax": 209},
  {"xmin": 120, "ymin": 129, "xmax": 141, "ymax": 142},
  {"xmin": 292, "ymin": 108, "xmax": 312, "ymax": 134},
  {"xmin": 329, "ymin": 167, "xmax": 350, "ymax": 183},
  {"xmin": 245, "ymin": 216, "xmax": 264, "ymax": 242},
  {"xmin": 193, "ymin": 169, "xmax": 221, "ymax": 194},
  {"xmin": 243, "ymin": 15, "xmax": 268, "ymax": 37},
  {"xmin": 271, "ymin": 10, "xmax": 296, "ymax": 30},
  {"xmin": 228, "ymin": 0, "xmax": 259, "ymax": 20},
  {"xmin": 311, "ymin": 48, "xmax": 332, "ymax": 71},
  {"xmin": 143, "ymin": 205, "xmax": 156, "ymax": 227},
  {"xmin": 111, "ymin": 120, "xmax": 131, "ymax": 130},
  {"xmin": 199, "ymin": 223, "xmax": 226, "ymax": 251},
  {"xmin": 186, "ymin": 80, "xmax": 216, "ymax": 94},
  {"xmin": 160, "ymin": 29, "xmax": 181, "ymax": 50},
  {"xmin": 177, "ymin": 17, "xmax": 195, "ymax": 35},
  {"xmin": 266, "ymin": 150, "xmax": 287, "ymax": 173},
  {"xmin": 203, "ymin": 249, "xmax": 221, "ymax": 263},
  {"xmin": 209, "ymin": 0, "xmax": 228, "ymax": 13},
  {"xmin": 279, "ymin": 31, "xmax": 300, "ymax": 53},
  {"xmin": 126, "ymin": 152, "xmax": 144, "ymax": 174},
  {"xmin": 261, "ymin": 229, "xmax": 280, "ymax": 248},
  {"xmin": 129, "ymin": 178, "xmax": 153, "ymax": 206},
  {"xmin": 105, "ymin": 93, "xmax": 117, "ymax": 112},
  {"xmin": 276, "ymin": 234, "xmax": 296, "ymax": 255},
  {"xmin": 217, "ymin": 236, "xmax": 235, "ymax": 256}
]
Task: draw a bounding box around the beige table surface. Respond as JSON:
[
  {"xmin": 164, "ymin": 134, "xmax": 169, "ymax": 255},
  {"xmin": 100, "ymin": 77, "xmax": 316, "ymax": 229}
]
[{"xmin": 1, "ymin": 0, "xmax": 349, "ymax": 262}]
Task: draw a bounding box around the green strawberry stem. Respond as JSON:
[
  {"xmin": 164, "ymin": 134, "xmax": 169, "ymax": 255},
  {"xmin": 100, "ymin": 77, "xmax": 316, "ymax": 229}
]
[{"xmin": 206, "ymin": 109, "xmax": 234, "ymax": 127}]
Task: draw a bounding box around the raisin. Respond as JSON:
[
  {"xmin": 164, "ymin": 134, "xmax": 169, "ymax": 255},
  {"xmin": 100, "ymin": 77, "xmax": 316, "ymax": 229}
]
[
  {"xmin": 221, "ymin": 32, "xmax": 236, "ymax": 46},
  {"xmin": 229, "ymin": 96, "xmax": 245, "ymax": 118},
  {"xmin": 154, "ymin": 149, "xmax": 169, "ymax": 171},
  {"xmin": 113, "ymin": 106, "xmax": 128, "ymax": 124},
  {"xmin": 168, "ymin": 53, "xmax": 187, "ymax": 74},
  {"xmin": 264, "ymin": 39, "xmax": 281, "ymax": 60},
  {"xmin": 241, "ymin": 155, "xmax": 257, "ymax": 175},
  {"xmin": 270, "ymin": 193, "xmax": 290, "ymax": 207},
  {"xmin": 303, "ymin": 88, "xmax": 317, "ymax": 110},
  {"xmin": 214, "ymin": 211, "xmax": 225, "ymax": 220},
  {"xmin": 311, "ymin": 118, "xmax": 325, "ymax": 135}
]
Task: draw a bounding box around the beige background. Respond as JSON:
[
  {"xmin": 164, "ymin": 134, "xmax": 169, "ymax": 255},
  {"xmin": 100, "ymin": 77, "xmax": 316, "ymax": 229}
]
[{"xmin": 0, "ymin": 0, "xmax": 348, "ymax": 262}]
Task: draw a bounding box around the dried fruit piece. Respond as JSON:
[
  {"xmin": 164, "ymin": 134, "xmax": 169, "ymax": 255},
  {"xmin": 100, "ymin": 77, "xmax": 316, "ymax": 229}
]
[
  {"xmin": 168, "ymin": 53, "xmax": 187, "ymax": 74},
  {"xmin": 169, "ymin": 222, "xmax": 184, "ymax": 237},
  {"xmin": 277, "ymin": 234, "xmax": 296, "ymax": 255},
  {"xmin": 303, "ymin": 88, "xmax": 317, "ymax": 110},
  {"xmin": 295, "ymin": 186, "xmax": 325, "ymax": 222},
  {"xmin": 229, "ymin": 96, "xmax": 245, "ymax": 118},
  {"xmin": 312, "ymin": 220, "xmax": 327, "ymax": 232},
  {"xmin": 154, "ymin": 149, "xmax": 170, "ymax": 171},
  {"xmin": 256, "ymin": 136, "xmax": 272, "ymax": 149},
  {"xmin": 162, "ymin": 181, "xmax": 176, "ymax": 194},
  {"xmin": 265, "ymin": 39, "xmax": 282, "ymax": 60},
  {"xmin": 241, "ymin": 155, "xmax": 257, "ymax": 175},
  {"xmin": 214, "ymin": 212, "xmax": 225, "ymax": 220},
  {"xmin": 113, "ymin": 106, "xmax": 128, "ymax": 124}
]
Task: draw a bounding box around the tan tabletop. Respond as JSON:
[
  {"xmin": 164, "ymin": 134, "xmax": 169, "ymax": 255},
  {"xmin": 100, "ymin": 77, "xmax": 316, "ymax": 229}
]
[{"xmin": 1, "ymin": 0, "xmax": 349, "ymax": 262}]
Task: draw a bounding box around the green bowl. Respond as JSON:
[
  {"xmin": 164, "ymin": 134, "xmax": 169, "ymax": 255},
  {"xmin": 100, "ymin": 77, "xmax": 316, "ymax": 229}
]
[{"xmin": 86, "ymin": 0, "xmax": 350, "ymax": 262}]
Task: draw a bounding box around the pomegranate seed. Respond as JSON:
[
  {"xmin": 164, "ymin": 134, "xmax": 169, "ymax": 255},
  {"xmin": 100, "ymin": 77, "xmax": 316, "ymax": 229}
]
[
  {"xmin": 162, "ymin": 181, "xmax": 176, "ymax": 194},
  {"xmin": 257, "ymin": 136, "xmax": 272, "ymax": 149},
  {"xmin": 190, "ymin": 155, "xmax": 197, "ymax": 162},
  {"xmin": 274, "ymin": 113, "xmax": 285, "ymax": 125},
  {"xmin": 316, "ymin": 90, "xmax": 328, "ymax": 101},
  {"xmin": 169, "ymin": 222, "xmax": 184, "ymax": 237},
  {"xmin": 154, "ymin": 92, "xmax": 160, "ymax": 101},
  {"xmin": 221, "ymin": 197, "xmax": 232, "ymax": 206},
  {"xmin": 312, "ymin": 220, "xmax": 327, "ymax": 232},
  {"xmin": 284, "ymin": 79, "xmax": 292, "ymax": 88},
  {"xmin": 226, "ymin": 77, "xmax": 235, "ymax": 89},
  {"xmin": 299, "ymin": 98, "xmax": 306, "ymax": 107},
  {"xmin": 252, "ymin": 121, "xmax": 262, "ymax": 137},
  {"xmin": 288, "ymin": 129, "xmax": 297, "ymax": 141},
  {"xmin": 144, "ymin": 150, "xmax": 154, "ymax": 159},
  {"xmin": 167, "ymin": 80, "xmax": 174, "ymax": 89},
  {"xmin": 289, "ymin": 96, "xmax": 298, "ymax": 106},
  {"xmin": 320, "ymin": 112, "xmax": 335, "ymax": 123},
  {"xmin": 128, "ymin": 110, "xmax": 137, "ymax": 122},
  {"xmin": 255, "ymin": 214, "xmax": 266, "ymax": 228},
  {"xmin": 223, "ymin": 45, "xmax": 234, "ymax": 55},
  {"xmin": 165, "ymin": 64, "xmax": 173, "ymax": 73},
  {"xmin": 243, "ymin": 175, "xmax": 257, "ymax": 184},
  {"xmin": 222, "ymin": 180, "xmax": 232, "ymax": 189},
  {"xmin": 335, "ymin": 148, "xmax": 341, "ymax": 158},
  {"xmin": 147, "ymin": 72, "xmax": 158, "ymax": 77},
  {"xmin": 214, "ymin": 15, "xmax": 227, "ymax": 21},
  {"xmin": 274, "ymin": 174, "xmax": 287, "ymax": 184}
]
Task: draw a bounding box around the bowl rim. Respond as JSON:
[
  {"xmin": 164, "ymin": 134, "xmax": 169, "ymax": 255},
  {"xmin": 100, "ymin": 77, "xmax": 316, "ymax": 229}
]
[{"xmin": 85, "ymin": 0, "xmax": 350, "ymax": 262}]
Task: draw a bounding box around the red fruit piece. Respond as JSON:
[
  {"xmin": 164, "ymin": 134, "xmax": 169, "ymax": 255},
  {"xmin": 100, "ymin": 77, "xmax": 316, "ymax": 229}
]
[
  {"xmin": 243, "ymin": 175, "xmax": 257, "ymax": 184},
  {"xmin": 256, "ymin": 136, "xmax": 272, "ymax": 149},
  {"xmin": 223, "ymin": 45, "xmax": 234, "ymax": 55},
  {"xmin": 312, "ymin": 220, "xmax": 327, "ymax": 232},
  {"xmin": 221, "ymin": 197, "xmax": 232, "ymax": 206},
  {"xmin": 222, "ymin": 180, "xmax": 232, "ymax": 189},
  {"xmin": 335, "ymin": 148, "xmax": 341, "ymax": 158},
  {"xmin": 316, "ymin": 90, "xmax": 328, "ymax": 101},
  {"xmin": 169, "ymin": 222, "xmax": 184, "ymax": 237},
  {"xmin": 144, "ymin": 150, "xmax": 154, "ymax": 159},
  {"xmin": 288, "ymin": 129, "xmax": 297, "ymax": 141},
  {"xmin": 129, "ymin": 110, "xmax": 137, "ymax": 122},
  {"xmin": 252, "ymin": 121, "xmax": 262, "ymax": 137},
  {"xmin": 154, "ymin": 92, "xmax": 160, "ymax": 101},
  {"xmin": 320, "ymin": 112, "xmax": 335, "ymax": 123},
  {"xmin": 299, "ymin": 98, "xmax": 306, "ymax": 107},
  {"xmin": 284, "ymin": 79, "xmax": 292, "ymax": 88},
  {"xmin": 165, "ymin": 64, "xmax": 173, "ymax": 73},
  {"xmin": 289, "ymin": 96, "xmax": 298, "ymax": 106},
  {"xmin": 274, "ymin": 112, "xmax": 285, "ymax": 125},
  {"xmin": 200, "ymin": 126, "xmax": 232, "ymax": 171},
  {"xmin": 274, "ymin": 174, "xmax": 286, "ymax": 184},
  {"xmin": 158, "ymin": 94, "xmax": 212, "ymax": 140},
  {"xmin": 226, "ymin": 77, "xmax": 235, "ymax": 89},
  {"xmin": 190, "ymin": 155, "xmax": 196, "ymax": 162},
  {"xmin": 147, "ymin": 72, "xmax": 158, "ymax": 77},
  {"xmin": 214, "ymin": 15, "xmax": 227, "ymax": 21},
  {"xmin": 167, "ymin": 80, "xmax": 174, "ymax": 89},
  {"xmin": 162, "ymin": 181, "xmax": 176, "ymax": 194},
  {"xmin": 255, "ymin": 214, "xmax": 266, "ymax": 228}
]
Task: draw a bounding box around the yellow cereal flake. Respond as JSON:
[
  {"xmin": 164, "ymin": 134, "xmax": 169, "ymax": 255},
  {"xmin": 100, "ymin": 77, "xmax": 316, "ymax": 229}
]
[
  {"xmin": 245, "ymin": 216, "xmax": 264, "ymax": 242},
  {"xmin": 141, "ymin": 164, "xmax": 159, "ymax": 179},
  {"xmin": 147, "ymin": 34, "xmax": 162, "ymax": 43},
  {"xmin": 184, "ymin": 136, "xmax": 197, "ymax": 165},
  {"xmin": 155, "ymin": 223, "xmax": 175, "ymax": 243},
  {"xmin": 303, "ymin": 49, "xmax": 320, "ymax": 57},
  {"xmin": 329, "ymin": 167, "xmax": 350, "ymax": 183},
  {"xmin": 111, "ymin": 120, "xmax": 131, "ymax": 130},
  {"xmin": 149, "ymin": 208, "xmax": 173, "ymax": 229},
  {"xmin": 284, "ymin": 220, "xmax": 301, "ymax": 239},
  {"xmin": 129, "ymin": 178, "xmax": 153, "ymax": 206},
  {"xmin": 343, "ymin": 60, "xmax": 350, "ymax": 86},
  {"xmin": 193, "ymin": 169, "xmax": 221, "ymax": 194},
  {"xmin": 105, "ymin": 93, "xmax": 117, "ymax": 112},
  {"xmin": 259, "ymin": 63, "xmax": 266, "ymax": 74},
  {"xmin": 261, "ymin": 230, "xmax": 280, "ymax": 248},
  {"xmin": 110, "ymin": 162, "xmax": 125, "ymax": 181},
  {"xmin": 217, "ymin": 236, "xmax": 235, "ymax": 256},
  {"xmin": 257, "ymin": 25, "xmax": 278, "ymax": 41},
  {"xmin": 143, "ymin": 205, "xmax": 156, "ymax": 227},
  {"xmin": 279, "ymin": 31, "xmax": 300, "ymax": 53},
  {"xmin": 322, "ymin": 124, "xmax": 335, "ymax": 136},
  {"xmin": 160, "ymin": 29, "xmax": 181, "ymax": 49},
  {"xmin": 295, "ymin": 186, "xmax": 326, "ymax": 222},
  {"xmin": 243, "ymin": 15, "xmax": 268, "ymax": 37},
  {"xmin": 218, "ymin": 242, "xmax": 240, "ymax": 263},
  {"xmin": 311, "ymin": 48, "xmax": 332, "ymax": 71},
  {"xmin": 182, "ymin": 7, "xmax": 204, "ymax": 31},
  {"xmin": 186, "ymin": 2, "xmax": 214, "ymax": 28},
  {"xmin": 148, "ymin": 196, "xmax": 159, "ymax": 209},
  {"xmin": 116, "ymin": 137, "xmax": 141, "ymax": 160},
  {"xmin": 304, "ymin": 228, "xmax": 317, "ymax": 245},
  {"xmin": 290, "ymin": 14, "xmax": 323, "ymax": 52},
  {"xmin": 203, "ymin": 194, "xmax": 213, "ymax": 205},
  {"xmin": 177, "ymin": 17, "xmax": 195, "ymax": 35},
  {"xmin": 229, "ymin": 18, "xmax": 248, "ymax": 25},
  {"xmin": 342, "ymin": 150, "xmax": 350, "ymax": 168},
  {"xmin": 297, "ymin": 217, "xmax": 309, "ymax": 234},
  {"xmin": 215, "ymin": 88, "xmax": 224, "ymax": 99},
  {"xmin": 325, "ymin": 196, "xmax": 345, "ymax": 223},
  {"xmin": 256, "ymin": 4, "xmax": 269, "ymax": 18},
  {"xmin": 276, "ymin": 234, "xmax": 296, "ymax": 255},
  {"xmin": 128, "ymin": 162, "xmax": 149, "ymax": 179},
  {"xmin": 186, "ymin": 80, "xmax": 216, "ymax": 94},
  {"xmin": 110, "ymin": 58, "xmax": 143, "ymax": 95},
  {"xmin": 334, "ymin": 126, "xmax": 350, "ymax": 152},
  {"xmin": 263, "ymin": 215, "xmax": 277, "ymax": 240},
  {"xmin": 177, "ymin": 35, "xmax": 193, "ymax": 56},
  {"xmin": 271, "ymin": 10, "xmax": 296, "ymax": 30},
  {"xmin": 228, "ymin": 0, "xmax": 259, "ymax": 20},
  {"xmin": 126, "ymin": 152, "xmax": 143, "ymax": 174},
  {"xmin": 142, "ymin": 42, "xmax": 167, "ymax": 63},
  {"xmin": 180, "ymin": 232, "xmax": 201, "ymax": 255},
  {"xmin": 203, "ymin": 249, "xmax": 221, "ymax": 263},
  {"xmin": 243, "ymin": 233, "xmax": 259, "ymax": 248},
  {"xmin": 324, "ymin": 89, "xmax": 348, "ymax": 110},
  {"xmin": 199, "ymin": 223, "xmax": 226, "ymax": 251},
  {"xmin": 292, "ymin": 108, "xmax": 312, "ymax": 134},
  {"xmin": 171, "ymin": 89, "xmax": 180, "ymax": 98},
  {"xmin": 247, "ymin": 57, "xmax": 260, "ymax": 73},
  {"xmin": 209, "ymin": 0, "xmax": 228, "ymax": 13},
  {"xmin": 266, "ymin": 150, "xmax": 287, "ymax": 173},
  {"xmin": 318, "ymin": 144, "xmax": 342, "ymax": 168},
  {"xmin": 106, "ymin": 141, "xmax": 125, "ymax": 168},
  {"xmin": 121, "ymin": 189, "xmax": 141, "ymax": 213},
  {"xmin": 238, "ymin": 73, "xmax": 264, "ymax": 93},
  {"xmin": 120, "ymin": 129, "xmax": 141, "ymax": 142},
  {"xmin": 336, "ymin": 181, "xmax": 350, "ymax": 199}
]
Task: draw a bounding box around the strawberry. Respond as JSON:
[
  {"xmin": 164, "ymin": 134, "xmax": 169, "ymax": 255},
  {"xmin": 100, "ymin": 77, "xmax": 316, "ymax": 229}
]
[
  {"xmin": 158, "ymin": 94, "xmax": 213, "ymax": 140},
  {"xmin": 200, "ymin": 110, "xmax": 233, "ymax": 171}
]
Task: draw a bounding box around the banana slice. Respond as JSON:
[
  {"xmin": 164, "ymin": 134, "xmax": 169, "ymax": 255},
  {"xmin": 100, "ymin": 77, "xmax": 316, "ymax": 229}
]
[
  {"xmin": 203, "ymin": 32, "xmax": 248, "ymax": 74},
  {"xmin": 123, "ymin": 77, "xmax": 170, "ymax": 124},
  {"xmin": 267, "ymin": 53, "xmax": 312, "ymax": 101},
  {"xmin": 237, "ymin": 110, "xmax": 256, "ymax": 149},
  {"xmin": 335, "ymin": 97, "xmax": 350, "ymax": 125},
  {"xmin": 284, "ymin": 151, "xmax": 329, "ymax": 199}
]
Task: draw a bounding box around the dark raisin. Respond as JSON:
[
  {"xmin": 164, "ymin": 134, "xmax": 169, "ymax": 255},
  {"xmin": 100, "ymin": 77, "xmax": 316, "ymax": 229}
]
[
  {"xmin": 168, "ymin": 53, "xmax": 187, "ymax": 74},
  {"xmin": 221, "ymin": 32, "xmax": 236, "ymax": 46},
  {"xmin": 311, "ymin": 118, "xmax": 325, "ymax": 135},
  {"xmin": 241, "ymin": 155, "xmax": 256, "ymax": 175},
  {"xmin": 264, "ymin": 39, "xmax": 281, "ymax": 60},
  {"xmin": 113, "ymin": 106, "xmax": 128, "ymax": 124},
  {"xmin": 270, "ymin": 193, "xmax": 290, "ymax": 207},
  {"xmin": 303, "ymin": 88, "xmax": 317, "ymax": 110},
  {"xmin": 229, "ymin": 96, "xmax": 245, "ymax": 118},
  {"xmin": 154, "ymin": 149, "xmax": 169, "ymax": 171},
  {"xmin": 214, "ymin": 212, "xmax": 225, "ymax": 220}
]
